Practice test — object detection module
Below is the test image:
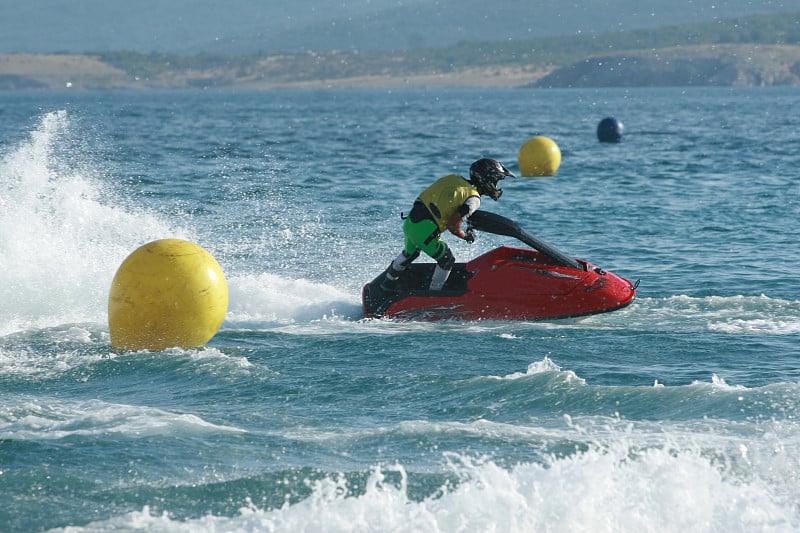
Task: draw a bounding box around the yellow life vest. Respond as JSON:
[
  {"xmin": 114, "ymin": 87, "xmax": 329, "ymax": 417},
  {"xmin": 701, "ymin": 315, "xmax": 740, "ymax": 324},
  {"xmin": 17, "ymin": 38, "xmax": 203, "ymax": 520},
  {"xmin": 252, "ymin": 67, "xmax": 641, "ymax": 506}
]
[{"xmin": 417, "ymin": 174, "xmax": 480, "ymax": 232}]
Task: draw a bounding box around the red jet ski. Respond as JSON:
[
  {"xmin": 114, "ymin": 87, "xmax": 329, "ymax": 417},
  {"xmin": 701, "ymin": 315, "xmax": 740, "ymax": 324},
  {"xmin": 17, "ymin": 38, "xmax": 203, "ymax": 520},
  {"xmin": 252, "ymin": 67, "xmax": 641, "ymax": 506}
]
[{"xmin": 362, "ymin": 210, "xmax": 637, "ymax": 320}]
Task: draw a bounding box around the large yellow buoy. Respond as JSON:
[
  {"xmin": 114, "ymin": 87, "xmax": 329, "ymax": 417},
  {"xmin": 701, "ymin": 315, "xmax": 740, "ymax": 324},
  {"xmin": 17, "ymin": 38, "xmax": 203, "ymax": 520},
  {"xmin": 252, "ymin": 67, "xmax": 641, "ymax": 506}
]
[
  {"xmin": 518, "ymin": 136, "xmax": 562, "ymax": 176},
  {"xmin": 108, "ymin": 239, "xmax": 228, "ymax": 351}
]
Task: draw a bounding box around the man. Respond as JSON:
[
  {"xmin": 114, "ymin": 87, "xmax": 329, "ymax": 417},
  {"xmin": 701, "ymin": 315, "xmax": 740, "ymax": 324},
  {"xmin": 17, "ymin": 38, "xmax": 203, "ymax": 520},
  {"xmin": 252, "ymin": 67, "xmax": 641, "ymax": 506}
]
[{"xmin": 381, "ymin": 158, "xmax": 516, "ymax": 291}]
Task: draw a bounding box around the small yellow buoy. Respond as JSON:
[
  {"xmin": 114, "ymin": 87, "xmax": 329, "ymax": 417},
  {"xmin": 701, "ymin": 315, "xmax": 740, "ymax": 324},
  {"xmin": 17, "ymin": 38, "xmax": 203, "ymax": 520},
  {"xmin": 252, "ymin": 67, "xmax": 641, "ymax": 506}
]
[
  {"xmin": 108, "ymin": 239, "xmax": 228, "ymax": 351},
  {"xmin": 518, "ymin": 136, "xmax": 562, "ymax": 177}
]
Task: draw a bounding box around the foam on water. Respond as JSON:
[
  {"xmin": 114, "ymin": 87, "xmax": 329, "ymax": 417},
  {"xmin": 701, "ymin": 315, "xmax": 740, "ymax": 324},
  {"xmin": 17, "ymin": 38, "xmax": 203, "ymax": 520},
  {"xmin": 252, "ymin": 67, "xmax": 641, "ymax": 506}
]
[
  {"xmin": 0, "ymin": 111, "xmax": 183, "ymax": 335},
  {"xmin": 0, "ymin": 397, "xmax": 245, "ymax": 441},
  {"xmin": 605, "ymin": 295, "xmax": 800, "ymax": 335},
  {"xmin": 4, "ymin": 113, "xmax": 796, "ymax": 340},
  {"xmin": 0, "ymin": 111, "xmax": 359, "ymax": 338},
  {"xmin": 491, "ymin": 355, "xmax": 585, "ymax": 383},
  {"xmin": 49, "ymin": 440, "xmax": 799, "ymax": 532},
  {"xmin": 0, "ymin": 335, "xmax": 255, "ymax": 381},
  {"xmin": 3, "ymin": 91, "xmax": 800, "ymax": 532},
  {"xmin": 225, "ymin": 272, "xmax": 363, "ymax": 327},
  {"xmin": 7, "ymin": 352, "xmax": 798, "ymax": 532}
]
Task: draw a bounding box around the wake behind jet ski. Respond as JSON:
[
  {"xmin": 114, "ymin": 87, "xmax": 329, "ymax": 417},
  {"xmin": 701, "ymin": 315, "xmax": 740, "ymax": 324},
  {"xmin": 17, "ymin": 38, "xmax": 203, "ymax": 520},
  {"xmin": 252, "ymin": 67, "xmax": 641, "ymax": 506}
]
[{"xmin": 362, "ymin": 210, "xmax": 637, "ymax": 321}]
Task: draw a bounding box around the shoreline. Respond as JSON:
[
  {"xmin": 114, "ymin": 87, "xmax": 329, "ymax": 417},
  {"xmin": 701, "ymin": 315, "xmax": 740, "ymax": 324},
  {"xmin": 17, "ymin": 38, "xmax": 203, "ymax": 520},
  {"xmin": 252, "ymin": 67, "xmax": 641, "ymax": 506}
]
[
  {"xmin": 0, "ymin": 54, "xmax": 550, "ymax": 90},
  {"xmin": 2, "ymin": 44, "xmax": 800, "ymax": 90}
]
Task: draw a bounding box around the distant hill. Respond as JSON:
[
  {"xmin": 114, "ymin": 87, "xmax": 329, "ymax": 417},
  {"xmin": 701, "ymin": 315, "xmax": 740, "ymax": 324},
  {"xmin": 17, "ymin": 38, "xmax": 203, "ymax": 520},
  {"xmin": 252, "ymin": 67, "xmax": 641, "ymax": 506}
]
[
  {"xmin": 533, "ymin": 45, "xmax": 800, "ymax": 87},
  {"xmin": 245, "ymin": 0, "xmax": 798, "ymax": 55},
  {"xmin": 1, "ymin": 12, "xmax": 799, "ymax": 90},
  {"xmin": 0, "ymin": 0, "xmax": 796, "ymax": 54}
]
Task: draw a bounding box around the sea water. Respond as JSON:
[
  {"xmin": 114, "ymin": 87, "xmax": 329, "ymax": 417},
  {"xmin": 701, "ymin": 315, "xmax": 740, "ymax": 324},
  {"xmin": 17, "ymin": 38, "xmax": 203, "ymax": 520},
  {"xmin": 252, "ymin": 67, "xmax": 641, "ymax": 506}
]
[{"xmin": 1, "ymin": 87, "xmax": 799, "ymax": 532}]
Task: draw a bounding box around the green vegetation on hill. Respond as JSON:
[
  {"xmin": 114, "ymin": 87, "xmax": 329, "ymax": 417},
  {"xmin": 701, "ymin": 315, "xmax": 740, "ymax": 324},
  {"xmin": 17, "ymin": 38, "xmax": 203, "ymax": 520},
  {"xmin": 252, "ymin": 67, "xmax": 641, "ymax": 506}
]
[
  {"xmin": 2, "ymin": 11, "xmax": 798, "ymax": 89},
  {"xmin": 97, "ymin": 51, "xmax": 255, "ymax": 79},
  {"xmin": 432, "ymin": 12, "xmax": 800, "ymax": 69},
  {"xmin": 96, "ymin": 12, "xmax": 800, "ymax": 80}
]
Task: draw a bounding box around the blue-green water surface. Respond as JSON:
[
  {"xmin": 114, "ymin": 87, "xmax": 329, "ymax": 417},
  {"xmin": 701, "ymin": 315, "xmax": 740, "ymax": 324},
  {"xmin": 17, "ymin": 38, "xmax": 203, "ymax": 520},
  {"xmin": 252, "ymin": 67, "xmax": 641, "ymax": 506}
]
[{"xmin": 1, "ymin": 87, "xmax": 799, "ymax": 532}]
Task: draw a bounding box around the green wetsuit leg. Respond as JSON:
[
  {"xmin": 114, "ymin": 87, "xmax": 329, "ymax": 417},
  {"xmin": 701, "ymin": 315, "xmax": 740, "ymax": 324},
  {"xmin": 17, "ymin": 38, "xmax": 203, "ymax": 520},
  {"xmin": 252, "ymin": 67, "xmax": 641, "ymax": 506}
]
[{"xmin": 403, "ymin": 218, "xmax": 446, "ymax": 261}]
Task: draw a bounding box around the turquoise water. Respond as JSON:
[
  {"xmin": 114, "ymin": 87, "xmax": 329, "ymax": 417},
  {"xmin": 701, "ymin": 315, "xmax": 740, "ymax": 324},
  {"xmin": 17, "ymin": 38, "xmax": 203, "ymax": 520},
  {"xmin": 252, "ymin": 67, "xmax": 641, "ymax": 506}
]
[{"xmin": 1, "ymin": 87, "xmax": 799, "ymax": 532}]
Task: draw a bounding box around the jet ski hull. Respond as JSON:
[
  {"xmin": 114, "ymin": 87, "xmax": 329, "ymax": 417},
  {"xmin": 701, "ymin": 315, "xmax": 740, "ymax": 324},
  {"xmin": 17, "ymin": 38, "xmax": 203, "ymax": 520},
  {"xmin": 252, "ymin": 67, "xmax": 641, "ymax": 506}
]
[{"xmin": 362, "ymin": 245, "xmax": 636, "ymax": 321}]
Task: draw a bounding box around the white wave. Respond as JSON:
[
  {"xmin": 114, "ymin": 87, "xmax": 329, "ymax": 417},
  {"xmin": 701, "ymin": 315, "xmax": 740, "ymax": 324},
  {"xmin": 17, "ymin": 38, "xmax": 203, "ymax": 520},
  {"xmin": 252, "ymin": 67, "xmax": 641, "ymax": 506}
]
[
  {"xmin": 0, "ymin": 327, "xmax": 108, "ymax": 379},
  {"xmin": 706, "ymin": 373, "xmax": 748, "ymax": 390},
  {"xmin": 51, "ymin": 441, "xmax": 800, "ymax": 533},
  {"xmin": 0, "ymin": 339, "xmax": 254, "ymax": 382},
  {"xmin": 0, "ymin": 110, "xmax": 186, "ymax": 336},
  {"xmin": 225, "ymin": 272, "xmax": 363, "ymax": 326},
  {"xmin": 622, "ymin": 295, "xmax": 800, "ymax": 335},
  {"xmin": 708, "ymin": 318, "xmax": 800, "ymax": 335},
  {"xmin": 0, "ymin": 397, "xmax": 245, "ymax": 441},
  {"xmin": 490, "ymin": 355, "xmax": 585, "ymax": 383},
  {"xmin": 263, "ymin": 418, "xmax": 564, "ymax": 446}
]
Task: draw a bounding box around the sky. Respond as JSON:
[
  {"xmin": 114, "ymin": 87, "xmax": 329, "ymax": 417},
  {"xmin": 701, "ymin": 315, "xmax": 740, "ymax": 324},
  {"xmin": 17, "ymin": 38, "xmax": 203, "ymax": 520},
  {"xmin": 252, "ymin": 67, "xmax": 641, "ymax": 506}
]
[{"xmin": 0, "ymin": 0, "xmax": 793, "ymax": 54}]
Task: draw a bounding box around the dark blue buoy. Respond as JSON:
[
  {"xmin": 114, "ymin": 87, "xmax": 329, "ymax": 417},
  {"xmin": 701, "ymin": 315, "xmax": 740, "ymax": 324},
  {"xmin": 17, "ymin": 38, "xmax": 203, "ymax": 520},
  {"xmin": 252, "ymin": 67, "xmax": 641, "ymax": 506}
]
[{"xmin": 597, "ymin": 117, "xmax": 624, "ymax": 143}]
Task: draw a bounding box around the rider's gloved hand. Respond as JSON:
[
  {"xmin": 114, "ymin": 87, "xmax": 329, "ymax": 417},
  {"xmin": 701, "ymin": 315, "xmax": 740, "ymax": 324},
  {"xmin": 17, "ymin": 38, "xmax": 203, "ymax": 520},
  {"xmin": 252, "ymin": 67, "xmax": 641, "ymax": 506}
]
[{"xmin": 464, "ymin": 228, "xmax": 476, "ymax": 244}]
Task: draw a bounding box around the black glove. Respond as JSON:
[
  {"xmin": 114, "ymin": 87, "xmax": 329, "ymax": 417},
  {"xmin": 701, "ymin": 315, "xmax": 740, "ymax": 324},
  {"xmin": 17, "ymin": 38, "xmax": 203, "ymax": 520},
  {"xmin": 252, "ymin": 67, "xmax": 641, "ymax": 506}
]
[{"xmin": 464, "ymin": 228, "xmax": 476, "ymax": 244}]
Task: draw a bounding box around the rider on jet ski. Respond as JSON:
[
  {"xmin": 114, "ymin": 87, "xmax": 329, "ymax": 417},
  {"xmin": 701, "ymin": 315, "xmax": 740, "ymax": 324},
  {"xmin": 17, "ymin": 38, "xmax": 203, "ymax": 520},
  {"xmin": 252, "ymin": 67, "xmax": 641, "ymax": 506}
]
[{"xmin": 381, "ymin": 158, "xmax": 516, "ymax": 291}]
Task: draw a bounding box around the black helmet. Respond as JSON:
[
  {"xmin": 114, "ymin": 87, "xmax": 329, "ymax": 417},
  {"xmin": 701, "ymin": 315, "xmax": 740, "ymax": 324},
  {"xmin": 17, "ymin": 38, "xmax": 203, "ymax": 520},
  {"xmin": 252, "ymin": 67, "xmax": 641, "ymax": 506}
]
[{"xmin": 469, "ymin": 158, "xmax": 516, "ymax": 201}]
